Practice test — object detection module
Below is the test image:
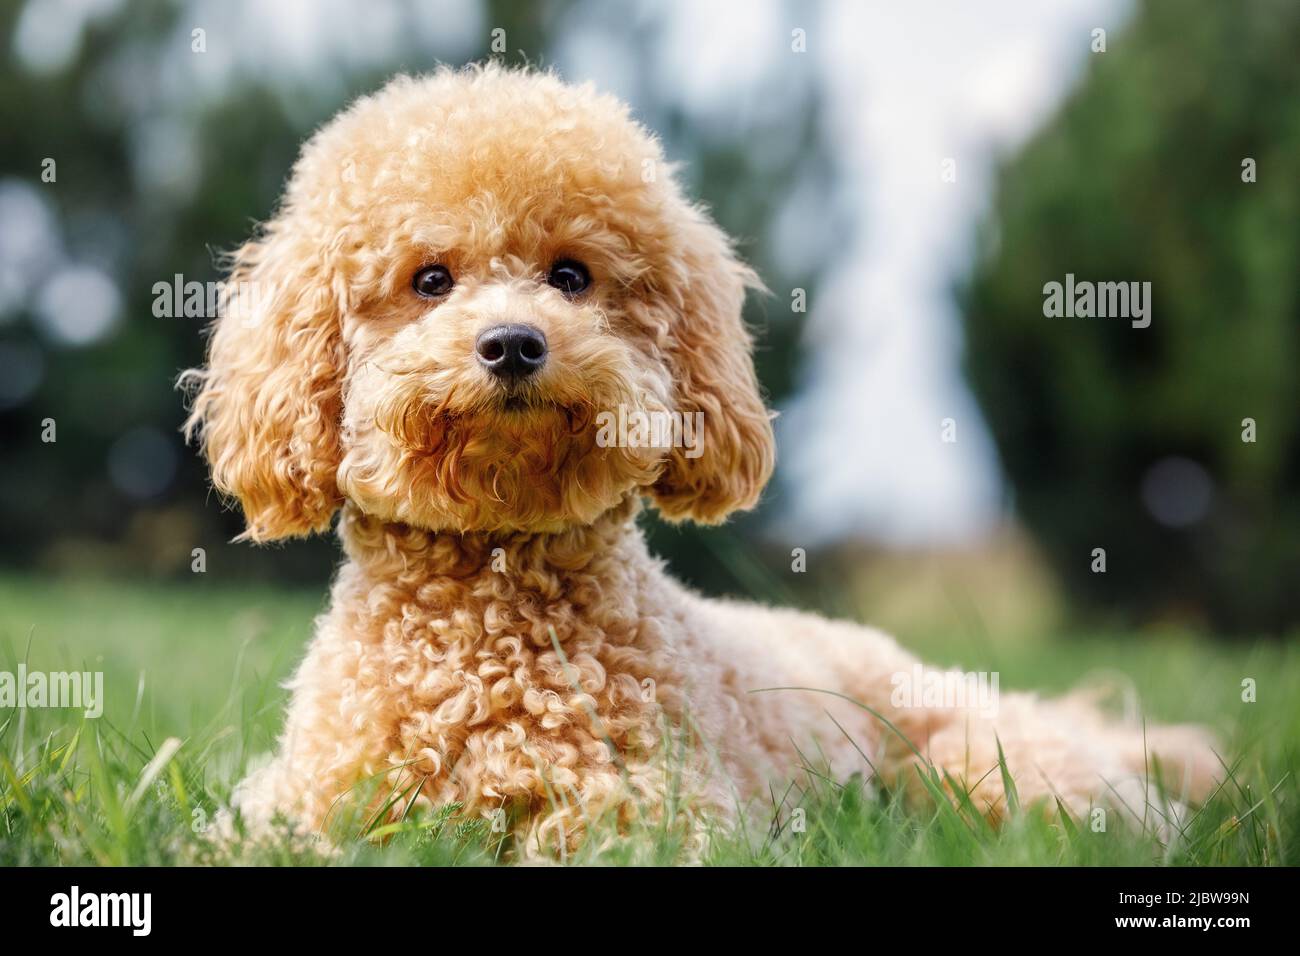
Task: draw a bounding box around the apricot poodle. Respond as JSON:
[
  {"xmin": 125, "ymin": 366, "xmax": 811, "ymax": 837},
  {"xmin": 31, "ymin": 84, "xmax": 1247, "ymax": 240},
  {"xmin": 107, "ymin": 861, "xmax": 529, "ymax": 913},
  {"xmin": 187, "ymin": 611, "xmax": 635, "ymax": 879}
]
[{"xmin": 183, "ymin": 64, "xmax": 1217, "ymax": 856}]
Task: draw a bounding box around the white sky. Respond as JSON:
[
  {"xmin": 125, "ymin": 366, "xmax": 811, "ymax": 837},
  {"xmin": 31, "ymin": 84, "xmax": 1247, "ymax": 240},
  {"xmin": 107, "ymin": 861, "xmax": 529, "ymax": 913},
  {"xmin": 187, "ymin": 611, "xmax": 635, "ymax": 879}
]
[{"xmin": 774, "ymin": 0, "xmax": 1135, "ymax": 546}]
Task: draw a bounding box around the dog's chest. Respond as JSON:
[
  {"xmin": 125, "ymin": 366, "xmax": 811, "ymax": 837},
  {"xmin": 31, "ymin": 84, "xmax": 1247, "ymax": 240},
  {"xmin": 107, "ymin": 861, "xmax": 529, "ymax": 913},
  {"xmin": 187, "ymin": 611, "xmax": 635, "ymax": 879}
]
[{"xmin": 347, "ymin": 554, "xmax": 689, "ymax": 803}]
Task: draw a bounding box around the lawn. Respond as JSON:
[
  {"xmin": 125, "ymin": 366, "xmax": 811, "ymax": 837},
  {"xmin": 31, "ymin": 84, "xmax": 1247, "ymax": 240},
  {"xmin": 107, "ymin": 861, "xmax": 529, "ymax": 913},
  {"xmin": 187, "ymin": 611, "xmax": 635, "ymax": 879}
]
[{"xmin": 1, "ymin": 573, "xmax": 1296, "ymax": 866}]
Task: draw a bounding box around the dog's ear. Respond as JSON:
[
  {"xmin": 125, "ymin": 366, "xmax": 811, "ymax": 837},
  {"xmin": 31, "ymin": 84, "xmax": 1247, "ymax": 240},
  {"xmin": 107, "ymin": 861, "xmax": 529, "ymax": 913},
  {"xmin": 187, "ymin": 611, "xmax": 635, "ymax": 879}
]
[
  {"xmin": 643, "ymin": 210, "xmax": 776, "ymax": 524},
  {"xmin": 182, "ymin": 217, "xmax": 345, "ymax": 542}
]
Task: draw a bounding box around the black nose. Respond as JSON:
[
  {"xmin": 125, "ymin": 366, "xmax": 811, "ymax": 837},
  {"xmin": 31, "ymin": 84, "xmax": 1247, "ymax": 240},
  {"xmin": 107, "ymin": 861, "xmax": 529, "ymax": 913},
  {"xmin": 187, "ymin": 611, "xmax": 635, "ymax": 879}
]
[{"xmin": 475, "ymin": 324, "xmax": 548, "ymax": 378}]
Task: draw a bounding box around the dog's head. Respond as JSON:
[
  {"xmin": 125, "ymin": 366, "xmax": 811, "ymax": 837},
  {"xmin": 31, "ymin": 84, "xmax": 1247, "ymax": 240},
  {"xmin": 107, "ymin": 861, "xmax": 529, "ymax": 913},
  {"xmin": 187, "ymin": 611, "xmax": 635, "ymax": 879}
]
[{"xmin": 184, "ymin": 66, "xmax": 774, "ymax": 539}]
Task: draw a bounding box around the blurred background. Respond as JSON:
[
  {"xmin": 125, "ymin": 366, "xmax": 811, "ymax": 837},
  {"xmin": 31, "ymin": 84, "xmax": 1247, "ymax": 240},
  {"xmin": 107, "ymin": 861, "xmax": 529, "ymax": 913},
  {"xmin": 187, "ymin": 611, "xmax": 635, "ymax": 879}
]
[{"xmin": 1, "ymin": 0, "xmax": 1297, "ymax": 644}]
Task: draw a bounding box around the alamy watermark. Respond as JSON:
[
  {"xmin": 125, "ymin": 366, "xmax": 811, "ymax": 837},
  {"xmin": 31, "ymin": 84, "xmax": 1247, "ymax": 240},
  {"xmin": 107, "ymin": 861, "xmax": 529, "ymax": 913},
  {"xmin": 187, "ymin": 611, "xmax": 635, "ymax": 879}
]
[
  {"xmin": 50, "ymin": 886, "xmax": 151, "ymax": 936},
  {"xmin": 1, "ymin": 665, "xmax": 103, "ymax": 718},
  {"xmin": 595, "ymin": 405, "xmax": 704, "ymax": 459},
  {"xmin": 152, "ymin": 273, "xmax": 272, "ymax": 326},
  {"xmin": 890, "ymin": 665, "xmax": 1000, "ymax": 718},
  {"xmin": 1043, "ymin": 273, "xmax": 1151, "ymax": 328}
]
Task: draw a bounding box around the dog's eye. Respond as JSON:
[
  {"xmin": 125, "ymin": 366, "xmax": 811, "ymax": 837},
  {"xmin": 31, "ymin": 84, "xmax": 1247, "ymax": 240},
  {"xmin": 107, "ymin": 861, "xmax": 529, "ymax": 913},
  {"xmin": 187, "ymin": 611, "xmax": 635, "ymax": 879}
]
[
  {"xmin": 412, "ymin": 265, "xmax": 454, "ymax": 298},
  {"xmin": 547, "ymin": 259, "xmax": 591, "ymax": 297}
]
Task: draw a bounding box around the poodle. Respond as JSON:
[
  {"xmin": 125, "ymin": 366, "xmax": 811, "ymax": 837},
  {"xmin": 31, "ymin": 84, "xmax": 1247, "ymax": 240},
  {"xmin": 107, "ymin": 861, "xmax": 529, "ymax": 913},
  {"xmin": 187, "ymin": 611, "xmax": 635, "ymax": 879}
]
[{"xmin": 183, "ymin": 64, "xmax": 1217, "ymax": 856}]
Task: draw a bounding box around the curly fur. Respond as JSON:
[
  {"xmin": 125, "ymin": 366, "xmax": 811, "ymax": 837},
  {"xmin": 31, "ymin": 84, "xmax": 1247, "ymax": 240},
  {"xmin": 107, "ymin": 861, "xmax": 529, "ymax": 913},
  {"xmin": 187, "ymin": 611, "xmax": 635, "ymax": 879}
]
[{"xmin": 183, "ymin": 65, "xmax": 1218, "ymax": 855}]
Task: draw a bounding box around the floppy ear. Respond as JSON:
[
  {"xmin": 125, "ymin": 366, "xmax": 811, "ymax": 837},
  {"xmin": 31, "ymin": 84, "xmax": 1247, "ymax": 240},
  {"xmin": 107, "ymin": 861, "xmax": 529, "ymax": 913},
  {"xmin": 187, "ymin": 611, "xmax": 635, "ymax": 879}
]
[
  {"xmin": 645, "ymin": 210, "xmax": 776, "ymax": 524},
  {"xmin": 182, "ymin": 218, "xmax": 345, "ymax": 542}
]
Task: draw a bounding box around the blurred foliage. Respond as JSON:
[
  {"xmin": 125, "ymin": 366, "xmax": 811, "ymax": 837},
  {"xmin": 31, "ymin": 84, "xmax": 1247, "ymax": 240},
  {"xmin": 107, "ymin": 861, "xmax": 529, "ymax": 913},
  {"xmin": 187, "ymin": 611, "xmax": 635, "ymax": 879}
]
[
  {"xmin": 0, "ymin": 0, "xmax": 839, "ymax": 595},
  {"xmin": 961, "ymin": 0, "xmax": 1300, "ymax": 633}
]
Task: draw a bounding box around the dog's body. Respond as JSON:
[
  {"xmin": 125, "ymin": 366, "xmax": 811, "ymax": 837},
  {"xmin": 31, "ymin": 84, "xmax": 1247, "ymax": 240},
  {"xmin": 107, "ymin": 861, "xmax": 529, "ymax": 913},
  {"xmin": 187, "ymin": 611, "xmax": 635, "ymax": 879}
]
[{"xmin": 186, "ymin": 66, "xmax": 1216, "ymax": 853}]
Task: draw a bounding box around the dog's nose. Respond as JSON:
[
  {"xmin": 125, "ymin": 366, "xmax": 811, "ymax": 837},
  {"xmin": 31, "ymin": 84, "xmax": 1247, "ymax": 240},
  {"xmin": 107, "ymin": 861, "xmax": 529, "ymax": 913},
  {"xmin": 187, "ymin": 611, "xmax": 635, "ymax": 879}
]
[{"xmin": 475, "ymin": 324, "xmax": 548, "ymax": 378}]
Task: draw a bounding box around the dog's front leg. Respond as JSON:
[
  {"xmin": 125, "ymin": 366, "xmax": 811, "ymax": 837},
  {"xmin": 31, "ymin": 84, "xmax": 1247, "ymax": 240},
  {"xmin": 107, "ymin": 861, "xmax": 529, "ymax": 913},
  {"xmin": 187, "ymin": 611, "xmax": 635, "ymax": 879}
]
[{"xmin": 231, "ymin": 612, "xmax": 397, "ymax": 842}]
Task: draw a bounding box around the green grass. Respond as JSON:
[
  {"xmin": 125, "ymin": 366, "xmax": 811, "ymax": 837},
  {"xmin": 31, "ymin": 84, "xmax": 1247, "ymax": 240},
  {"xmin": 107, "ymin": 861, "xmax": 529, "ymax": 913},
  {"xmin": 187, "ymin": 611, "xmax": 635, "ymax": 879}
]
[{"xmin": 1, "ymin": 573, "xmax": 1296, "ymax": 866}]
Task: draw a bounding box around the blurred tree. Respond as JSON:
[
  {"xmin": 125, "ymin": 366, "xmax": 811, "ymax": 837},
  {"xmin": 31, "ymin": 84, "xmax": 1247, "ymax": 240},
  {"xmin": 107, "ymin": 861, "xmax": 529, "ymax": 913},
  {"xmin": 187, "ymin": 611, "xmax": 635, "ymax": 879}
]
[
  {"xmin": 961, "ymin": 0, "xmax": 1300, "ymax": 633},
  {"xmin": 0, "ymin": 0, "xmax": 835, "ymax": 596}
]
